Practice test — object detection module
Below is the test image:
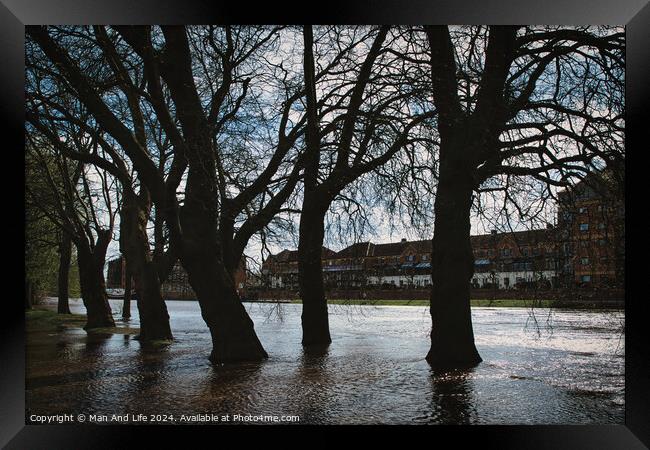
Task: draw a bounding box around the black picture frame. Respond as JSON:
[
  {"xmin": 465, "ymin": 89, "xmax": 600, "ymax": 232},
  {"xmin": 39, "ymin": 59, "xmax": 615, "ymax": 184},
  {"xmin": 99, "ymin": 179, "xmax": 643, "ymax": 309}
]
[{"xmin": 2, "ymin": 1, "xmax": 647, "ymax": 447}]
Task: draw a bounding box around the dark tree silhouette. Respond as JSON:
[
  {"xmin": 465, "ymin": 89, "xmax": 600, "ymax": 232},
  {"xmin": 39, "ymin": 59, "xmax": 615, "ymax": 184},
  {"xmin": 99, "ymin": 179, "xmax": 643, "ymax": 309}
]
[
  {"xmin": 299, "ymin": 25, "xmax": 433, "ymax": 346},
  {"xmin": 25, "ymin": 126, "xmax": 116, "ymax": 330},
  {"xmin": 26, "ymin": 25, "xmax": 309, "ymax": 362},
  {"xmin": 57, "ymin": 231, "xmax": 72, "ymax": 314},
  {"xmin": 422, "ymin": 25, "xmax": 624, "ymax": 368}
]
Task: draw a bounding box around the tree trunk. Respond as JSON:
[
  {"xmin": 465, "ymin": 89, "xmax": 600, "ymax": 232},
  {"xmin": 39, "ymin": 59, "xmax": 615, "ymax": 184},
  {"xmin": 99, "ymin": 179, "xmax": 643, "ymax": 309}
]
[
  {"xmin": 177, "ymin": 152, "xmax": 267, "ymax": 361},
  {"xmin": 298, "ymin": 29, "xmax": 331, "ymax": 347},
  {"xmin": 76, "ymin": 246, "xmax": 115, "ymax": 329},
  {"xmin": 122, "ymin": 263, "xmax": 132, "ymax": 319},
  {"xmin": 298, "ymin": 200, "xmax": 331, "ymax": 346},
  {"xmin": 181, "ymin": 251, "xmax": 267, "ymax": 362},
  {"xmin": 426, "ymin": 159, "xmax": 482, "ymax": 369},
  {"xmin": 57, "ymin": 232, "xmax": 72, "ymax": 314},
  {"xmin": 119, "ymin": 192, "xmax": 172, "ymax": 341}
]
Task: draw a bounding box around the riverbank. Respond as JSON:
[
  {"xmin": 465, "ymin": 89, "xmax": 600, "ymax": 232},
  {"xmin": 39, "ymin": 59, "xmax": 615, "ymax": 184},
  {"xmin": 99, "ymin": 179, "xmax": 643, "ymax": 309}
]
[
  {"xmin": 26, "ymin": 308, "xmax": 140, "ymax": 335},
  {"xmin": 267, "ymin": 298, "xmax": 621, "ymax": 309}
]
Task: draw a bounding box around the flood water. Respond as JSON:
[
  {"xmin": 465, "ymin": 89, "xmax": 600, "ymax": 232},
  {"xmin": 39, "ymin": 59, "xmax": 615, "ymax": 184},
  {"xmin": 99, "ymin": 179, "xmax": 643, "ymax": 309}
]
[{"xmin": 26, "ymin": 298, "xmax": 624, "ymax": 425}]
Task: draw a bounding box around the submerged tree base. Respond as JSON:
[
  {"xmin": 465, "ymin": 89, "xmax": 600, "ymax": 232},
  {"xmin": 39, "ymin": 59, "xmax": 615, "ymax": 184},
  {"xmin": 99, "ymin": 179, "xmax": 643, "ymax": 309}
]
[
  {"xmin": 425, "ymin": 347, "xmax": 483, "ymax": 371},
  {"xmin": 208, "ymin": 349, "xmax": 269, "ymax": 364},
  {"xmin": 207, "ymin": 330, "xmax": 269, "ymax": 364},
  {"xmin": 83, "ymin": 318, "xmax": 116, "ymax": 331}
]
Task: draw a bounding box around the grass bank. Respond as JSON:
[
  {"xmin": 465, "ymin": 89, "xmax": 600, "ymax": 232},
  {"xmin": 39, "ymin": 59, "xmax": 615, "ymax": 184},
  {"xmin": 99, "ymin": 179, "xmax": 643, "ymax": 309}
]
[{"xmin": 25, "ymin": 308, "xmax": 140, "ymax": 335}]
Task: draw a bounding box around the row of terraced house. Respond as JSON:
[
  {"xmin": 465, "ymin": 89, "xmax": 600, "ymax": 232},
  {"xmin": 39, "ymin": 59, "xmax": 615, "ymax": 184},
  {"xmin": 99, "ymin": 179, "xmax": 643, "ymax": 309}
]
[
  {"xmin": 261, "ymin": 172, "xmax": 624, "ymax": 291},
  {"xmin": 105, "ymin": 171, "xmax": 624, "ymax": 297}
]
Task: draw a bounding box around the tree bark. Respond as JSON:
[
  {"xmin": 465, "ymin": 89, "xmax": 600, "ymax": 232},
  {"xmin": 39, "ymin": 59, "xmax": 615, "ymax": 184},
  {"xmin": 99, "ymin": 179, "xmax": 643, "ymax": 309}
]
[
  {"xmin": 298, "ymin": 200, "xmax": 331, "ymax": 346},
  {"xmin": 76, "ymin": 243, "xmax": 115, "ymax": 329},
  {"xmin": 57, "ymin": 232, "xmax": 72, "ymax": 314},
  {"xmin": 122, "ymin": 263, "xmax": 132, "ymax": 319},
  {"xmin": 298, "ymin": 26, "xmax": 331, "ymax": 348},
  {"xmin": 426, "ymin": 154, "xmax": 482, "ymax": 369},
  {"xmin": 179, "ymin": 165, "xmax": 267, "ymax": 362},
  {"xmin": 181, "ymin": 250, "xmax": 267, "ymax": 362},
  {"xmin": 119, "ymin": 191, "xmax": 172, "ymax": 341}
]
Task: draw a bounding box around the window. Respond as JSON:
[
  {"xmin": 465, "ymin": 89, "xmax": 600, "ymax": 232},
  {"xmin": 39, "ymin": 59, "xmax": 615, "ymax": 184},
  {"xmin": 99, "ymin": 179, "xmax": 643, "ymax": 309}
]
[
  {"xmin": 598, "ymin": 222, "xmax": 606, "ymax": 230},
  {"xmin": 581, "ymin": 275, "xmax": 592, "ymax": 283},
  {"xmin": 501, "ymin": 248, "xmax": 512, "ymax": 257},
  {"xmin": 579, "ymin": 207, "xmax": 588, "ymax": 214},
  {"xmin": 422, "ymin": 254, "xmax": 428, "ymax": 261},
  {"xmin": 579, "ymin": 223, "xmax": 589, "ymax": 232},
  {"xmin": 581, "ymin": 257, "xmax": 590, "ymax": 266},
  {"xmin": 407, "ymin": 255, "xmax": 414, "ymax": 262},
  {"xmin": 522, "ymin": 247, "xmax": 529, "ymax": 256}
]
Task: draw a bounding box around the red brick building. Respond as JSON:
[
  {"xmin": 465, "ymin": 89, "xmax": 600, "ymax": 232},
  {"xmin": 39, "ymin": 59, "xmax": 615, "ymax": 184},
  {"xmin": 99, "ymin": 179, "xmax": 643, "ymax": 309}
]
[
  {"xmin": 262, "ymin": 171, "xmax": 623, "ymax": 291},
  {"xmin": 106, "ymin": 257, "xmax": 248, "ymax": 299},
  {"xmin": 262, "ymin": 230, "xmax": 561, "ymax": 291},
  {"xmin": 557, "ymin": 171, "xmax": 625, "ymax": 287}
]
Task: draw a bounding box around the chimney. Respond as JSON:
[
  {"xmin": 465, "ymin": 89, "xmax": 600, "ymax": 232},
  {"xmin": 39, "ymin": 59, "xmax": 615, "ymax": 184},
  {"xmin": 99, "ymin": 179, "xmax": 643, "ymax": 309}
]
[
  {"xmin": 490, "ymin": 230, "xmax": 497, "ymax": 235},
  {"xmin": 401, "ymin": 238, "xmax": 407, "ymax": 243}
]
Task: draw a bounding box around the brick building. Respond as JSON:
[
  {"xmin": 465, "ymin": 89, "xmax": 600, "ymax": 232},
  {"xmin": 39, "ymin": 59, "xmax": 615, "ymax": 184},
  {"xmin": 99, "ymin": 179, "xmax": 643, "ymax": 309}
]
[
  {"xmin": 557, "ymin": 171, "xmax": 625, "ymax": 287},
  {"xmin": 262, "ymin": 170, "xmax": 624, "ymax": 292},
  {"xmin": 106, "ymin": 257, "xmax": 248, "ymax": 299},
  {"xmin": 262, "ymin": 230, "xmax": 560, "ymax": 291}
]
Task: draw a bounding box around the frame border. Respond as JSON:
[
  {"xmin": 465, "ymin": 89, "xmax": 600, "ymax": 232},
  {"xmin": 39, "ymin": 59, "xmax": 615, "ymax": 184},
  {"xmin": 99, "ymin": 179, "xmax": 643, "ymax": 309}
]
[{"xmin": 3, "ymin": 1, "xmax": 648, "ymax": 447}]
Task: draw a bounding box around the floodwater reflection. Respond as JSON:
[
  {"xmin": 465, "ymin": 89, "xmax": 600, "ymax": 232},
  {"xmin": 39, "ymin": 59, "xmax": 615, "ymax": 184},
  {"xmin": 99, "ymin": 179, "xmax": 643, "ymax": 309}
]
[
  {"xmin": 427, "ymin": 368, "xmax": 477, "ymax": 424},
  {"xmin": 26, "ymin": 299, "xmax": 624, "ymax": 425}
]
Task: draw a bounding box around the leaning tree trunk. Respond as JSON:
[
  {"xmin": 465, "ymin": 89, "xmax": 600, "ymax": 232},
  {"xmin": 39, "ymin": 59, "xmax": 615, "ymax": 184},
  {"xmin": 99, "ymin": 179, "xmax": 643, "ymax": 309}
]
[
  {"xmin": 57, "ymin": 232, "xmax": 72, "ymax": 314},
  {"xmin": 181, "ymin": 250, "xmax": 267, "ymax": 362},
  {"xmin": 119, "ymin": 192, "xmax": 172, "ymax": 341},
  {"xmin": 76, "ymin": 246, "xmax": 115, "ymax": 329},
  {"xmin": 298, "ymin": 200, "xmax": 331, "ymax": 346},
  {"xmin": 178, "ymin": 194, "xmax": 266, "ymax": 361},
  {"xmin": 426, "ymin": 158, "xmax": 482, "ymax": 369}
]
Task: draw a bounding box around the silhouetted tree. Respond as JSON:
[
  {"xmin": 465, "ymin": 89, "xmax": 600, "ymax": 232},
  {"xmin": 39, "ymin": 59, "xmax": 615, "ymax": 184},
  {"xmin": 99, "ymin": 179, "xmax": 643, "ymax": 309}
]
[
  {"xmin": 26, "ymin": 25, "xmax": 309, "ymax": 361},
  {"xmin": 298, "ymin": 25, "xmax": 434, "ymax": 346},
  {"xmin": 422, "ymin": 25, "xmax": 623, "ymax": 368},
  {"xmin": 25, "ymin": 126, "xmax": 116, "ymax": 330}
]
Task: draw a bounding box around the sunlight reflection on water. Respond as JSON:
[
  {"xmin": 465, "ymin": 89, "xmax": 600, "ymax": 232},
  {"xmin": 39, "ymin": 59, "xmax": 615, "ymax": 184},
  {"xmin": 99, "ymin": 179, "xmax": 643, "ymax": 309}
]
[{"xmin": 26, "ymin": 299, "xmax": 624, "ymax": 424}]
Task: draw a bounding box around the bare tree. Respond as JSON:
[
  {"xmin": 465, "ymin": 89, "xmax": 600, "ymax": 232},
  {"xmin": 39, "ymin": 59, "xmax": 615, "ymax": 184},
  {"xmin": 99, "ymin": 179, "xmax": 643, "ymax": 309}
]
[
  {"xmin": 26, "ymin": 25, "xmax": 310, "ymax": 362},
  {"xmin": 422, "ymin": 25, "xmax": 624, "ymax": 368},
  {"xmin": 25, "ymin": 124, "xmax": 116, "ymax": 329},
  {"xmin": 299, "ymin": 25, "xmax": 434, "ymax": 346}
]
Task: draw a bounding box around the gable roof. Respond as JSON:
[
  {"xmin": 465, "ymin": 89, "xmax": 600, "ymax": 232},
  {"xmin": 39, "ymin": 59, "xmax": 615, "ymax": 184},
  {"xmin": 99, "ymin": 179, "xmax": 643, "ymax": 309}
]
[
  {"xmin": 334, "ymin": 242, "xmax": 373, "ymax": 258},
  {"xmin": 267, "ymin": 246, "xmax": 336, "ymax": 263}
]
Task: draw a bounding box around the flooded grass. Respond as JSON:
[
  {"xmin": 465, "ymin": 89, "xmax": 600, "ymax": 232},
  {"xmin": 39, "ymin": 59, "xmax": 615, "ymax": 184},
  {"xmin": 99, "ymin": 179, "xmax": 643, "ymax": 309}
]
[
  {"xmin": 25, "ymin": 299, "xmax": 624, "ymax": 425},
  {"xmin": 290, "ymin": 299, "xmax": 557, "ymax": 307},
  {"xmin": 26, "ymin": 308, "xmax": 140, "ymax": 335}
]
